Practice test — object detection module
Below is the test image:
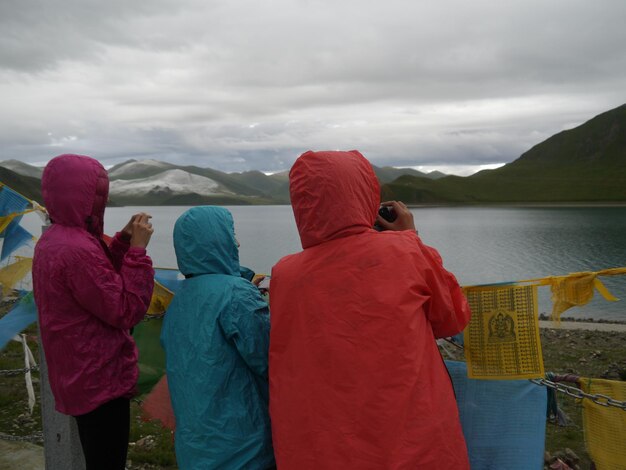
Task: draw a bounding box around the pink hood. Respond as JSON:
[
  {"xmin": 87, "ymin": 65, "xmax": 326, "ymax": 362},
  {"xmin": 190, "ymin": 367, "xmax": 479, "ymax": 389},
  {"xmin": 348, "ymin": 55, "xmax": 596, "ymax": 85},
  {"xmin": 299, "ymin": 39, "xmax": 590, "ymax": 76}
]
[{"xmin": 42, "ymin": 154, "xmax": 108, "ymax": 237}]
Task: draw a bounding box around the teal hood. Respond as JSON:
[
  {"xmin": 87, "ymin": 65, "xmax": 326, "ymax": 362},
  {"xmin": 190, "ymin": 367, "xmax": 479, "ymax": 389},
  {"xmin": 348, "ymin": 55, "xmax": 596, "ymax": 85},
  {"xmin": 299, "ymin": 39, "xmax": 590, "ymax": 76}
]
[{"xmin": 173, "ymin": 206, "xmax": 240, "ymax": 277}]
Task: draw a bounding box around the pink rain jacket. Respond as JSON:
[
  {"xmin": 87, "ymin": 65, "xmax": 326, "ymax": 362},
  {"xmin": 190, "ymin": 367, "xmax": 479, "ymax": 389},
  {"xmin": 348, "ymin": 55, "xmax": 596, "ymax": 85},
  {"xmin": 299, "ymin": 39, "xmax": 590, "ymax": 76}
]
[
  {"xmin": 33, "ymin": 154, "xmax": 154, "ymax": 416},
  {"xmin": 269, "ymin": 150, "xmax": 471, "ymax": 469}
]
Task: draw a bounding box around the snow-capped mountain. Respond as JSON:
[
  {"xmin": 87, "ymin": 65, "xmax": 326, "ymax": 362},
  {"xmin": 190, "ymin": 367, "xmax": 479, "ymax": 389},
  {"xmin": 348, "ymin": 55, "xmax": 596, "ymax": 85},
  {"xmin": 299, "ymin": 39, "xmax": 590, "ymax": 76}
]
[
  {"xmin": 109, "ymin": 169, "xmax": 226, "ymax": 198},
  {"xmin": 108, "ymin": 159, "xmax": 175, "ymax": 180},
  {"xmin": 105, "ymin": 159, "xmax": 291, "ymax": 204},
  {"xmin": 0, "ymin": 157, "xmax": 437, "ymax": 205}
]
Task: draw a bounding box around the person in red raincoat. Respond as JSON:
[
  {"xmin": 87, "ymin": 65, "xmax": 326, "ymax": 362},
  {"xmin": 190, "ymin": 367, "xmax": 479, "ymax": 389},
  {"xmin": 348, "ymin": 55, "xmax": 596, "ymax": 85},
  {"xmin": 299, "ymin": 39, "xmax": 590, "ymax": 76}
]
[{"xmin": 269, "ymin": 150, "xmax": 471, "ymax": 469}]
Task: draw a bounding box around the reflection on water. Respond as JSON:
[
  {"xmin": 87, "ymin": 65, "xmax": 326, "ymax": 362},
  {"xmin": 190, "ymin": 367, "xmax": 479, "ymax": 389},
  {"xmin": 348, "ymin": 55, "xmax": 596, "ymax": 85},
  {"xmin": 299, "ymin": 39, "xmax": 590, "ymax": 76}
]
[
  {"xmin": 27, "ymin": 205, "xmax": 623, "ymax": 322},
  {"xmin": 414, "ymin": 207, "xmax": 626, "ymax": 321}
]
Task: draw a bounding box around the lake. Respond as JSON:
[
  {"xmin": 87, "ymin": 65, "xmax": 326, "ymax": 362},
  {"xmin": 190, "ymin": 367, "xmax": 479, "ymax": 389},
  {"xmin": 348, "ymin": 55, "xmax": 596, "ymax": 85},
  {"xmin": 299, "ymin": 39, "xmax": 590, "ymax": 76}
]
[{"xmin": 21, "ymin": 205, "xmax": 626, "ymax": 322}]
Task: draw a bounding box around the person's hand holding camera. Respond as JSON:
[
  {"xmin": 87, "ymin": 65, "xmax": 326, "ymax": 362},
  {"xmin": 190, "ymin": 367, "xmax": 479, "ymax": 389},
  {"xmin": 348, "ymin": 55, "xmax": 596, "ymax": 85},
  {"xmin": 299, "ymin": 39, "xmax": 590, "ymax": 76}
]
[
  {"xmin": 375, "ymin": 201, "xmax": 416, "ymax": 232},
  {"xmin": 127, "ymin": 213, "xmax": 154, "ymax": 249}
]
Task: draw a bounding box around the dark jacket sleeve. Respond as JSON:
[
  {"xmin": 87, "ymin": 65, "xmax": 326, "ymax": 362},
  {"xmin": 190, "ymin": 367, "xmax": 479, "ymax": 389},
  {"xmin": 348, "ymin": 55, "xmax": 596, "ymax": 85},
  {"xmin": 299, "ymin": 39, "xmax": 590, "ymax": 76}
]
[
  {"xmin": 66, "ymin": 243, "xmax": 155, "ymax": 329},
  {"xmin": 417, "ymin": 239, "xmax": 471, "ymax": 338},
  {"xmin": 108, "ymin": 232, "xmax": 131, "ymax": 272},
  {"xmin": 218, "ymin": 282, "xmax": 270, "ymax": 377}
]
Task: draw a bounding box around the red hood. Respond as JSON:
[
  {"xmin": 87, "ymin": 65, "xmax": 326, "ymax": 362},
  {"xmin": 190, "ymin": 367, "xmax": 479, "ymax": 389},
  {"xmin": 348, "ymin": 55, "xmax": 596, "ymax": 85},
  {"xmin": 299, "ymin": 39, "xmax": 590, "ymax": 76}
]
[
  {"xmin": 289, "ymin": 150, "xmax": 380, "ymax": 249},
  {"xmin": 42, "ymin": 154, "xmax": 109, "ymax": 237}
]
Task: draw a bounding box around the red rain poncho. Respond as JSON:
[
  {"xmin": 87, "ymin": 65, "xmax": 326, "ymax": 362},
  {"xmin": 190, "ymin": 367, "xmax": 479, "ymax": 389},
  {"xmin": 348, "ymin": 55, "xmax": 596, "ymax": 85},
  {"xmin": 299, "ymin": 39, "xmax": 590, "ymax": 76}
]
[
  {"xmin": 269, "ymin": 150, "xmax": 471, "ymax": 469},
  {"xmin": 33, "ymin": 154, "xmax": 154, "ymax": 416}
]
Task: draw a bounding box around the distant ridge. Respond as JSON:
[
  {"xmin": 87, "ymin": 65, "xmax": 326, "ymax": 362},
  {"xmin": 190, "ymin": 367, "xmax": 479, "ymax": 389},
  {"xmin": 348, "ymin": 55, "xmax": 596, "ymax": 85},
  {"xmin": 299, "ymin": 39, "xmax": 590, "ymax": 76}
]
[
  {"xmin": 0, "ymin": 160, "xmax": 43, "ymax": 179},
  {"xmin": 0, "ymin": 166, "xmax": 42, "ymax": 201},
  {"xmin": 108, "ymin": 159, "xmax": 176, "ymax": 180},
  {"xmin": 372, "ymin": 166, "xmax": 444, "ymax": 183},
  {"xmin": 382, "ymin": 104, "xmax": 626, "ymax": 203}
]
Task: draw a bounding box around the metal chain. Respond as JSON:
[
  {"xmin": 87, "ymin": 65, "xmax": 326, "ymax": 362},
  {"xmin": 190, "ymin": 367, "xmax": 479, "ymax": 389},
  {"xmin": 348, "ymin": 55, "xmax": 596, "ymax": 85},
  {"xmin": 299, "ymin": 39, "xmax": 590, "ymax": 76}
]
[
  {"xmin": 0, "ymin": 431, "xmax": 44, "ymax": 443},
  {"xmin": 0, "ymin": 365, "xmax": 39, "ymax": 377},
  {"xmin": 440, "ymin": 339, "xmax": 626, "ymax": 411},
  {"xmin": 142, "ymin": 313, "xmax": 165, "ymax": 322},
  {"xmin": 530, "ymin": 378, "xmax": 626, "ymax": 411}
]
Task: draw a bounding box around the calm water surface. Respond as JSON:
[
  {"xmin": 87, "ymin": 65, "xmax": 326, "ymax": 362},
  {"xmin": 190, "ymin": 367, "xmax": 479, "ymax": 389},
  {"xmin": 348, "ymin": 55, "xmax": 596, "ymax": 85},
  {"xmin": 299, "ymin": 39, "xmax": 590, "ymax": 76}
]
[{"xmin": 44, "ymin": 205, "xmax": 626, "ymax": 321}]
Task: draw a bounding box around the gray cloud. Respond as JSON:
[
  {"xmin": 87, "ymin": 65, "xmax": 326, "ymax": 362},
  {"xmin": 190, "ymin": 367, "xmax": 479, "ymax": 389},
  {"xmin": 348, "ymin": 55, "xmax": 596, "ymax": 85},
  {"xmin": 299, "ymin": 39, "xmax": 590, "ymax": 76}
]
[{"xmin": 1, "ymin": 0, "xmax": 625, "ymax": 174}]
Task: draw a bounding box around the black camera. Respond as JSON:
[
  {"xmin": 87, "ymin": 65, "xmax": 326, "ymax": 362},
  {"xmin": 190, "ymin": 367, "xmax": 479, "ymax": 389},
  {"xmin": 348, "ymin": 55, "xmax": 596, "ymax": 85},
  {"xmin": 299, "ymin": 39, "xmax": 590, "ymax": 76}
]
[{"xmin": 374, "ymin": 206, "xmax": 396, "ymax": 231}]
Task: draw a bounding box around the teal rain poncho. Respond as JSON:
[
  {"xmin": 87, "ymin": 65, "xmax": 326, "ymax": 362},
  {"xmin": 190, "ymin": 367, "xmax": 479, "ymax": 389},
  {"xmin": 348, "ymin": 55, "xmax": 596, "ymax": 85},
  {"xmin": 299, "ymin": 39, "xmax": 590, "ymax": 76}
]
[{"xmin": 161, "ymin": 206, "xmax": 274, "ymax": 470}]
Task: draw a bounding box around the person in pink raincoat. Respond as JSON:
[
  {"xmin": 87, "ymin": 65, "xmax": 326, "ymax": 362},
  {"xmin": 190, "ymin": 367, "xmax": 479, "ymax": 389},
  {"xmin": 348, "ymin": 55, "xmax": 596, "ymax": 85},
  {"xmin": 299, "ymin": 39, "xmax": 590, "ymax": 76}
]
[
  {"xmin": 269, "ymin": 150, "xmax": 471, "ymax": 469},
  {"xmin": 32, "ymin": 154, "xmax": 155, "ymax": 470}
]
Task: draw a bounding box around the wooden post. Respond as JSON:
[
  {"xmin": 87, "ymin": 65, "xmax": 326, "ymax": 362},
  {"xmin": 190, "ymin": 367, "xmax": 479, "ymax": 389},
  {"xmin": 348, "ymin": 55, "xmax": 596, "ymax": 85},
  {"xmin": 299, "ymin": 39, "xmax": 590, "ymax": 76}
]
[
  {"xmin": 37, "ymin": 339, "xmax": 86, "ymax": 470},
  {"xmin": 37, "ymin": 224, "xmax": 85, "ymax": 469}
]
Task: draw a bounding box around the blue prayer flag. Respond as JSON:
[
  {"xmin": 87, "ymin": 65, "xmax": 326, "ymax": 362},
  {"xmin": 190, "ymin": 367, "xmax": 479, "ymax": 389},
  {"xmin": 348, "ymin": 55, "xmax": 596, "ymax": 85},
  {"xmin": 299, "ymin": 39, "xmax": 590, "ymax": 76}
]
[
  {"xmin": 0, "ymin": 292, "xmax": 38, "ymax": 350},
  {"xmin": 1, "ymin": 223, "xmax": 33, "ymax": 261},
  {"xmin": 446, "ymin": 360, "xmax": 547, "ymax": 470}
]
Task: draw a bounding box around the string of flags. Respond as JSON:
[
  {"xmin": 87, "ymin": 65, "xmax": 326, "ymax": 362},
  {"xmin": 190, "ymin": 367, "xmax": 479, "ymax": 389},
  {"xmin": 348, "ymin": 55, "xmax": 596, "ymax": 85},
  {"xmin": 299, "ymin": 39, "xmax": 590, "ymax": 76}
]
[
  {"xmin": 0, "ymin": 180, "xmax": 625, "ymax": 379},
  {"xmin": 1, "ymin": 181, "xmax": 625, "ymax": 469},
  {"xmin": 460, "ymin": 267, "xmax": 626, "ymax": 380}
]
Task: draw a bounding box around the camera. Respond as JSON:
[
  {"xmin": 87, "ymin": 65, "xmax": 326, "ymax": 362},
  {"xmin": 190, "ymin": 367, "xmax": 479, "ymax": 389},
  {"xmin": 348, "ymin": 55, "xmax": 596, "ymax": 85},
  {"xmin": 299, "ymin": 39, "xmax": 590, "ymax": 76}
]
[
  {"xmin": 378, "ymin": 206, "xmax": 396, "ymax": 222},
  {"xmin": 374, "ymin": 206, "xmax": 396, "ymax": 231}
]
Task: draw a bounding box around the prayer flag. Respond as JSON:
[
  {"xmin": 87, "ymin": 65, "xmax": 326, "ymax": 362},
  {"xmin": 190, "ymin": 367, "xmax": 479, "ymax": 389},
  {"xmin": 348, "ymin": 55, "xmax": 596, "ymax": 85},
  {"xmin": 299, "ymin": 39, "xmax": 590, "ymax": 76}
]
[
  {"xmin": 463, "ymin": 285, "xmax": 544, "ymax": 379},
  {"xmin": 1, "ymin": 223, "xmax": 34, "ymax": 261},
  {"xmin": 0, "ymin": 257, "xmax": 33, "ymax": 298},
  {"xmin": 146, "ymin": 280, "xmax": 174, "ymax": 316},
  {"xmin": 580, "ymin": 378, "xmax": 626, "ymax": 470},
  {"xmin": 0, "ymin": 292, "xmax": 37, "ymax": 350},
  {"xmin": 133, "ymin": 317, "xmax": 166, "ymax": 395},
  {"xmin": 549, "ymin": 272, "xmax": 619, "ymax": 322},
  {"xmin": 446, "ymin": 361, "xmax": 547, "ymax": 470},
  {"xmin": 141, "ymin": 374, "xmax": 176, "ymax": 430}
]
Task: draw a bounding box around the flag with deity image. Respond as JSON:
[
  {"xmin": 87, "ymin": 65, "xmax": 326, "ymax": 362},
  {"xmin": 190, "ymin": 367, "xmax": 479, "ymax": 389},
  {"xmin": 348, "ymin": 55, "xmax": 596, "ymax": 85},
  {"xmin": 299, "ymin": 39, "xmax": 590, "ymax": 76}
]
[{"xmin": 463, "ymin": 284, "xmax": 545, "ymax": 380}]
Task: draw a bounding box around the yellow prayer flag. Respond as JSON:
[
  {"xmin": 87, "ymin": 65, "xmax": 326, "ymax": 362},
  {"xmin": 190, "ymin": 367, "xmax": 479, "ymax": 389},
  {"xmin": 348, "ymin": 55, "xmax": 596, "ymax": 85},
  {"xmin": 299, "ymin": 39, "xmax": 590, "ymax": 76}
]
[
  {"xmin": 0, "ymin": 214, "xmax": 16, "ymax": 234},
  {"xmin": 146, "ymin": 280, "xmax": 174, "ymax": 316},
  {"xmin": 549, "ymin": 272, "xmax": 619, "ymax": 322},
  {"xmin": 0, "ymin": 257, "xmax": 33, "ymax": 298},
  {"xmin": 0, "ymin": 209, "xmax": 36, "ymax": 235},
  {"xmin": 463, "ymin": 284, "xmax": 544, "ymax": 380},
  {"xmin": 580, "ymin": 378, "xmax": 626, "ymax": 470}
]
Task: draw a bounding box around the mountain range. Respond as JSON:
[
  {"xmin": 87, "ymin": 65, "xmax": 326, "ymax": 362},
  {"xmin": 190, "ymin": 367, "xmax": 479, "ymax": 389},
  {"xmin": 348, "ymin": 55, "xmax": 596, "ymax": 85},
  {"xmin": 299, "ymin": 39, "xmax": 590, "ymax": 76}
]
[
  {"xmin": 0, "ymin": 157, "xmax": 443, "ymax": 205},
  {"xmin": 1, "ymin": 103, "xmax": 625, "ymax": 205},
  {"xmin": 381, "ymin": 104, "xmax": 626, "ymax": 203}
]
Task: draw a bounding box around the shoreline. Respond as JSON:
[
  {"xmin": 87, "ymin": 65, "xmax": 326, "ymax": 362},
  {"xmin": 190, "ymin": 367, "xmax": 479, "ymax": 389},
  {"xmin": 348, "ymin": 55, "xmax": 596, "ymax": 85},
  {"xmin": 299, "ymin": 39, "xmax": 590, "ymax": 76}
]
[
  {"xmin": 405, "ymin": 202, "xmax": 626, "ymax": 208},
  {"xmin": 102, "ymin": 202, "xmax": 626, "ymax": 208},
  {"xmin": 539, "ymin": 320, "xmax": 626, "ymax": 332},
  {"xmin": 538, "ymin": 313, "xmax": 626, "ymax": 325}
]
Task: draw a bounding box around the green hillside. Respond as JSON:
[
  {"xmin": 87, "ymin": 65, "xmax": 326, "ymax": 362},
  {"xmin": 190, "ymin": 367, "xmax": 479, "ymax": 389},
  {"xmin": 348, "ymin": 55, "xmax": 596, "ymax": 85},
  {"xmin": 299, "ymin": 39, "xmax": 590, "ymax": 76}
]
[
  {"xmin": 373, "ymin": 166, "xmax": 428, "ymax": 183},
  {"xmin": 228, "ymin": 170, "xmax": 290, "ymax": 202},
  {"xmin": 382, "ymin": 104, "xmax": 626, "ymax": 203},
  {"xmin": 0, "ymin": 167, "xmax": 42, "ymax": 202}
]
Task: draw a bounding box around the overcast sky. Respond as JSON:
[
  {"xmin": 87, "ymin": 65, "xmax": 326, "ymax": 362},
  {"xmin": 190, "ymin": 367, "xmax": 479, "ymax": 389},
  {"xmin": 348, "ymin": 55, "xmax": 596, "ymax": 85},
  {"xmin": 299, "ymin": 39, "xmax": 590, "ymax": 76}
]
[{"xmin": 1, "ymin": 0, "xmax": 625, "ymax": 175}]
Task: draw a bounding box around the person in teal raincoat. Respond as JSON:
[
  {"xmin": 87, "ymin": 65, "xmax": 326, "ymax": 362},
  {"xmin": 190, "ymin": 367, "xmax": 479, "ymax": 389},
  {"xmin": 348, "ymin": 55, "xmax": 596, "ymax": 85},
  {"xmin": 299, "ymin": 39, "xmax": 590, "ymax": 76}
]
[{"xmin": 161, "ymin": 206, "xmax": 275, "ymax": 470}]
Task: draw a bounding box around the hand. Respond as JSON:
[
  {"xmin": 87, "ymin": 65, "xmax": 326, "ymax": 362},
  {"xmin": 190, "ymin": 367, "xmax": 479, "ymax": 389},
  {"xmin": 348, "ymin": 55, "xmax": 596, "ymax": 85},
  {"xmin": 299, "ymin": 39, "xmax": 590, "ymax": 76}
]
[
  {"xmin": 120, "ymin": 213, "xmax": 149, "ymax": 240},
  {"xmin": 120, "ymin": 215, "xmax": 137, "ymax": 241},
  {"xmin": 376, "ymin": 201, "xmax": 416, "ymax": 232},
  {"xmin": 252, "ymin": 275, "xmax": 266, "ymax": 287},
  {"xmin": 130, "ymin": 213, "xmax": 154, "ymax": 248}
]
